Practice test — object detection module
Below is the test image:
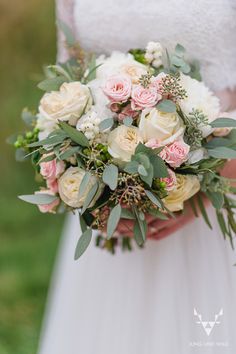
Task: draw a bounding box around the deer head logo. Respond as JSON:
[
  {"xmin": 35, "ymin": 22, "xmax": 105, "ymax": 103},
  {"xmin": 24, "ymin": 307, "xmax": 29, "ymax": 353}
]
[{"xmin": 194, "ymin": 308, "xmax": 223, "ymax": 336}]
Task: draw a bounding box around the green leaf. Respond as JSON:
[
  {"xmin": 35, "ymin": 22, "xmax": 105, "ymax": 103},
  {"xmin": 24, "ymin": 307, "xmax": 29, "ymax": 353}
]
[
  {"xmin": 149, "ymin": 155, "xmax": 168, "ymax": 178},
  {"xmin": 208, "ymin": 147, "xmax": 236, "ymax": 159},
  {"xmin": 107, "ymin": 204, "xmax": 121, "ymax": 239},
  {"xmin": 18, "ymin": 194, "xmax": 58, "ymax": 205},
  {"xmin": 59, "ymin": 122, "xmax": 89, "ymax": 147},
  {"xmin": 140, "ymin": 164, "xmax": 153, "ymax": 186},
  {"xmin": 157, "ymin": 99, "xmax": 176, "ymax": 113},
  {"xmin": 138, "ymin": 164, "xmax": 148, "ymax": 176},
  {"xmin": 175, "ymin": 43, "xmax": 186, "ymax": 57},
  {"xmin": 59, "ymin": 146, "xmax": 80, "ymax": 160},
  {"xmin": 81, "ymin": 182, "xmax": 98, "ymax": 214},
  {"xmin": 145, "ymin": 190, "xmax": 163, "ymax": 208},
  {"xmin": 37, "ymin": 77, "xmax": 66, "ymax": 92},
  {"xmin": 121, "ymin": 208, "xmax": 135, "ymax": 220},
  {"xmin": 15, "ymin": 149, "xmax": 27, "ymax": 162},
  {"xmin": 79, "ymin": 213, "xmax": 88, "ymax": 233},
  {"xmin": 210, "ymin": 118, "xmax": 236, "ymax": 128},
  {"xmin": 102, "ymin": 164, "xmax": 118, "ymax": 190},
  {"xmin": 216, "ymin": 210, "xmax": 228, "ymax": 238},
  {"xmin": 189, "ymin": 197, "xmax": 198, "ymax": 217},
  {"xmin": 204, "ymin": 137, "xmax": 234, "ymax": 149},
  {"xmin": 99, "ymin": 118, "xmax": 114, "ymax": 131},
  {"xmin": 206, "ymin": 191, "xmax": 224, "ymax": 210},
  {"xmin": 197, "ymin": 194, "xmax": 212, "ymax": 229},
  {"xmin": 181, "ymin": 63, "xmax": 191, "ymax": 74},
  {"xmin": 133, "ymin": 153, "xmax": 150, "ymax": 169},
  {"xmin": 21, "ymin": 109, "xmax": 36, "ymax": 126},
  {"xmin": 74, "ymin": 228, "xmax": 92, "ymax": 260},
  {"xmin": 123, "ymin": 116, "xmax": 133, "ymax": 126},
  {"xmin": 171, "ymin": 55, "xmax": 185, "ymax": 67},
  {"xmin": 147, "ymin": 208, "xmax": 169, "ymax": 220},
  {"xmin": 28, "ymin": 134, "xmax": 66, "ymax": 147},
  {"xmin": 133, "ymin": 207, "xmax": 147, "ymax": 245},
  {"xmin": 78, "ymin": 171, "xmax": 92, "ymax": 199},
  {"xmin": 57, "ymin": 19, "xmax": 76, "ymax": 47},
  {"xmin": 124, "ymin": 160, "xmax": 139, "ymax": 174}
]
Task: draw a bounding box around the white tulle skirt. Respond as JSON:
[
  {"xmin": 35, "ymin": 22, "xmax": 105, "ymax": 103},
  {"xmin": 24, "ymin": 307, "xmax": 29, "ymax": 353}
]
[{"xmin": 38, "ymin": 207, "xmax": 236, "ymax": 354}]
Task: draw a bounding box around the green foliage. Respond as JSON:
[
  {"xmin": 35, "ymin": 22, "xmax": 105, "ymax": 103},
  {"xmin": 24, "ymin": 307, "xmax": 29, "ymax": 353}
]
[
  {"xmin": 157, "ymin": 99, "xmax": 176, "ymax": 113},
  {"xmin": 128, "ymin": 48, "xmax": 147, "ymax": 64},
  {"xmin": 18, "ymin": 194, "xmax": 58, "ymax": 205},
  {"xmin": 107, "ymin": 204, "xmax": 121, "ymax": 239},
  {"xmin": 59, "ymin": 122, "xmax": 90, "ymax": 147},
  {"xmin": 210, "ymin": 118, "xmax": 236, "ymax": 128},
  {"xmin": 74, "ymin": 228, "xmax": 92, "ymax": 260},
  {"xmin": 102, "ymin": 164, "xmax": 118, "ymax": 190},
  {"xmin": 99, "ymin": 118, "xmax": 114, "ymax": 131}
]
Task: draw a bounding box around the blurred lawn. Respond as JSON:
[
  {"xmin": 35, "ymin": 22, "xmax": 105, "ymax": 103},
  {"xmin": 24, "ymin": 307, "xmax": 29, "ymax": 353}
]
[{"xmin": 0, "ymin": 1, "xmax": 64, "ymax": 353}]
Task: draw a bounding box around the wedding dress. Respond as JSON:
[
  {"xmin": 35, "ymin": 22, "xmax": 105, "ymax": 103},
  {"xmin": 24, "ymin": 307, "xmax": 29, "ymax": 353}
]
[{"xmin": 39, "ymin": 1, "xmax": 236, "ymax": 353}]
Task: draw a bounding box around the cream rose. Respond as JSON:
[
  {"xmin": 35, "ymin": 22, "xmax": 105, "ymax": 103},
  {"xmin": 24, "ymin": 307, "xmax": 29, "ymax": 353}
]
[
  {"xmin": 139, "ymin": 108, "xmax": 185, "ymax": 144},
  {"xmin": 120, "ymin": 62, "xmax": 147, "ymax": 84},
  {"xmin": 39, "ymin": 82, "xmax": 92, "ymax": 126},
  {"xmin": 108, "ymin": 125, "xmax": 143, "ymax": 163},
  {"xmin": 58, "ymin": 167, "xmax": 103, "ymax": 208},
  {"xmin": 163, "ymin": 174, "xmax": 200, "ymax": 212}
]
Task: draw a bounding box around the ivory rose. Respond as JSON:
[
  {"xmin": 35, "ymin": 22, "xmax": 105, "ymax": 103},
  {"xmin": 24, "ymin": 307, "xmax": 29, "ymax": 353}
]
[
  {"xmin": 58, "ymin": 167, "xmax": 103, "ymax": 208},
  {"xmin": 163, "ymin": 174, "xmax": 200, "ymax": 212},
  {"xmin": 161, "ymin": 140, "xmax": 190, "ymax": 168},
  {"xmin": 108, "ymin": 125, "xmax": 143, "ymax": 163},
  {"xmin": 139, "ymin": 108, "xmax": 185, "ymax": 144},
  {"xmin": 39, "ymin": 82, "xmax": 92, "ymax": 125},
  {"xmin": 35, "ymin": 190, "xmax": 59, "ymax": 213},
  {"xmin": 120, "ymin": 62, "xmax": 147, "ymax": 84},
  {"xmin": 131, "ymin": 85, "xmax": 161, "ymax": 110},
  {"xmin": 40, "ymin": 157, "xmax": 65, "ymax": 181},
  {"xmin": 103, "ymin": 75, "xmax": 132, "ymax": 103}
]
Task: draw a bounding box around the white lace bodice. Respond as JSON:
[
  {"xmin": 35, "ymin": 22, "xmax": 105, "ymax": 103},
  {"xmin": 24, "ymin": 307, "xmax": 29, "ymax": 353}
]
[{"xmin": 70, "ymin": 0, "xmax": 236, "ymax": 91}]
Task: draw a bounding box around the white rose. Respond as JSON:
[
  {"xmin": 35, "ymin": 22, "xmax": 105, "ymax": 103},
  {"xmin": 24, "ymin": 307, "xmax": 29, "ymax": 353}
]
[
  {"xmin": 39, "ymin": 82, "xmax": 92, "ymax": 126},
  {"xmin": 108, "ymin": 125, "xmax": 143, "ymax": 163},
  {"xmin": 179, "ymin": 74, "xmax": 220, "ymax": 137},
  {"xmin": 36, "ymin": 114, "xmax": 58, "ymax": 140},
  {"xmin": 88, "ymin": 79, "xmax": 113, "ymax": 121},
  {"xmin": 96, "ymin": 52, "xmax": 147, "ymax": 83},
  {"xmin": 163, "ymin": 174, "xmax": 200, "ymax": 212},
  {"xmin": 139, "ymin": 108, "xmax": 185, "ymax": 144},
  {"xmin": 58, "ymin": 167, "xmax": 103, "ymax": 208}
]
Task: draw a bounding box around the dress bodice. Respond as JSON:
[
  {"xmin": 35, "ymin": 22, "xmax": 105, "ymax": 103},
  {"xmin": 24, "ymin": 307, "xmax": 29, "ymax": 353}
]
[{"xmin": 71, "ymin": 0, "xmax": 236, "ymax": 91}]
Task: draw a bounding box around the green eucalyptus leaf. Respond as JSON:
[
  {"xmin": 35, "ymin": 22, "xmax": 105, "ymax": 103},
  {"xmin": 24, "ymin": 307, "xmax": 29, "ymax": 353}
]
[
  {"xmin": 124, "ymin": 160, "xmax": 139, "ymax": 174},
  {"xmin": 133, "ymin": 207, "xmax": 147, "ymax": 245},
  {"xmin": 216, "ymin": 210, "xmax": 228, "ymax": 238},
  {"xmin": 140, "ymin": 164, "xmax": 153, "ymax": 186},
  {"xmin": 204, "ymin": 137, "xmax": 234, "ymax": 149},
  {"xmin": 206, "ymin": 191, "xmax": 224, "ymax": 210},
  {"xmin": 147, "ymin": 208, "xmax": 169, "ymax": 220},
  {"xmin": 37, "ymin": 77, "xmax": 66, "ymax": 92},
  {"xmin": 15, "ymin": 149, "xmax": 27, "ymax": 162},
  {"xmin": 81, "ymin": 181, "xmax": 98, "ymax": 214},
  {"xmin": 99, "ymin": 118, "xmax": 114, "ymax": 131},
  {"xmin": 208, "ymin": 147, "xmax": 236, "ymax": 159},
  {"xmin": 149, "ymin": 155, "xmax": 168, "ymax": 178},
  {"xmin": 210, "ymin": 118, "xmax": 236, "ymax": 128},
  {"xmin": 157, "ymin": 99, "xmax": 176, "ymax": 113},
  {"xmin": 107, "ymin": 204, "xmax": 121, "ymax": 239},
  {"xmin": 74, "ymin": 228, "xmax": 92, "ymax": 260},
  {"xmin": 78, "ymin": 171, "xmax": 92, "ymax": 199},
  {"xmin": 79, "ymin": 213, "xmax": 88, "ymax": 233},
  {"xmin": 123, "ymin": 116, "xmax": 133, "ymax": 126},
  {"xmin": 59, "ymin": 146, "xmax": 80, "ymax": 160},
  {"xmin": 59, "ymin": 122, "xmax": 89, "ymax": 147},
  {"xmin": 175, "ymin": 43, "xmax": 186, "ymax": 57},
  {"xmin": 28, "ymin": 134, "xmax": 66, "ymax": 147},
  {"xmin": 145, "ymin": 190, "xmax": 163, "ymax": 208},
  {"xmin": 197, "ymin": 194, "xmax": 212, "ymax": 229},
  {"xmin": 102, "ymin": 164, "xmax": 118, "ymax": 190},
  {"xmin": 18, "ymin": 194, "xmax": 58, "ymax": 205},
  {"xmin": 138, "ymin": 164, "xmax": 148, "ymax": 176},
  {"xmin": 121, "ymin": 208, "xmax": 135, "ymax": 220},
  {"xmin": 21, "ymin": 109, "xmax": 36, "ymax": 126}
]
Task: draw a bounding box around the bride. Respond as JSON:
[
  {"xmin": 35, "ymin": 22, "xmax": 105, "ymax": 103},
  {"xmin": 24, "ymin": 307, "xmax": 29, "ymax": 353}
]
[{"xmin": 39, "ymin": 0, "xmax": 236, "ymax": 353}]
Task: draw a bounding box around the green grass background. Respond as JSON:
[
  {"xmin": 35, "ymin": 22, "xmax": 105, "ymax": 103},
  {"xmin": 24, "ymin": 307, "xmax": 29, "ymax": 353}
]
[{"xmin": 0, "ymin": 1, "xmax": 64, "ymax": 353}]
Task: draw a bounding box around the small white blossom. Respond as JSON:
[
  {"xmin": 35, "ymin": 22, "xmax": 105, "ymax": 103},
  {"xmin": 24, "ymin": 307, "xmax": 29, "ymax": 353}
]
[
  {"xmin": 145, "ymin": 41, "xmax": 163, "ymax": 68},
  {"xmin": 76, "ymin": 110, "xmax": 101, "ymax": 141}
]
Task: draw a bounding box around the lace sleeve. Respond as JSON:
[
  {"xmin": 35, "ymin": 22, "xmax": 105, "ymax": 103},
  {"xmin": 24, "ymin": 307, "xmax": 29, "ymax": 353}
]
[{"xmin": 55, "ymin": 0, "xmax": 75, "ymax": 63}]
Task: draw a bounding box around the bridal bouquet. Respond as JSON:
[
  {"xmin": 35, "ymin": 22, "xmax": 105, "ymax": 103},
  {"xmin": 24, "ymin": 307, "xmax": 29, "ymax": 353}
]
[{"xmin": 12, "ymin": 27, "xmax": 236, "ymax": 258}]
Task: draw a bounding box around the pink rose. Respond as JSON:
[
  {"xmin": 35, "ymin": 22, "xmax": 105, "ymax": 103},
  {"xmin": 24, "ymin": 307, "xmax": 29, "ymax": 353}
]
[
  {"xmin": 103, "ymin": 75, "xmax": 132, "ymax": 103},
  {"xmin": 160, "ymin": 169, "xmax": 177, "ymax": 191},
  {"xmin": 40, "ymin": 157, "xmax": 65, "ymax": 181},
  {"xmin": 118, "ymin": 104, "xmax": 139, "ymax": 122},
  {"xmin": 163, "ymin": 140, "xmax": 190, "ymax": 168},
  {"xmin": 35, "ymin": 190, "xmax": 60, "ymax": 213},
  {"xmin": 131, "ymin": 85, "xmax": 161, "ymax": 110},
  {"xmin": 46, "ymin": 178, "xmax": 59, "ymax": 193}
]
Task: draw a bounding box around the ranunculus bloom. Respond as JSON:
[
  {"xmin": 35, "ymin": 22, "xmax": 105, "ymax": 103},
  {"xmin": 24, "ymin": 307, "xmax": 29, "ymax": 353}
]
[
  {"xmin": 160, "ymin": 169, "xmax": 177, "ymax": 191},
  {"xmin": 163, "ymin": 140, "xmax": 190, "ymax": 168},
  {"xmin": 131, "ymin": 85, "xmax": 161, "ymax": 110},
  {"xmin": 139, "ymin": 108, "xmax": 185, "ymax": 144},
  {"xmin": 163, "ymin": 174, "xmax": 200, "ymax": 212},
  {"xmin": 35, "ymin": 190, "xmax": 59, "ymax": 213},
  {"xmin": 40, "ymin": 157, "xmax": 65, "ymax": 181},
  {"xmin": 39, "ymin": 82, "xmax": 92, "ymax": 125},
  {"xmin": 103, "ymin": 75, "xmax": 132, "ymax": 103},
  {"xmin": 108, "ymin": 125, "xmax": 143, "ymax": 163},
  {"xmin": 58, "ymin": 167, "xmax": 103, "ymax": 208}
]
